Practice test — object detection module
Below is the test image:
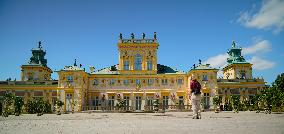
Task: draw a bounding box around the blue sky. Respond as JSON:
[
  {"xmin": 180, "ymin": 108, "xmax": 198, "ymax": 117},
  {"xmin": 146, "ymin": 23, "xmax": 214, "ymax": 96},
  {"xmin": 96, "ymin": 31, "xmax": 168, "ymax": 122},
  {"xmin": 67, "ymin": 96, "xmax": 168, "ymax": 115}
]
[{"xmin": 0, "ymin": 0, "xmax": 283, "ymax": 84}]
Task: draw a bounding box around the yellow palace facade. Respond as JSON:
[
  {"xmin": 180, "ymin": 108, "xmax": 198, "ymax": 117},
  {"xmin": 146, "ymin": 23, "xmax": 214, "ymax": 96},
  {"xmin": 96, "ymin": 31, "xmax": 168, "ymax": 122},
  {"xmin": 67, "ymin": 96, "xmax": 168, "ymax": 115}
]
[{"xmin": 0, "ymin": 33, "xmax": 266, "ymax": 112}]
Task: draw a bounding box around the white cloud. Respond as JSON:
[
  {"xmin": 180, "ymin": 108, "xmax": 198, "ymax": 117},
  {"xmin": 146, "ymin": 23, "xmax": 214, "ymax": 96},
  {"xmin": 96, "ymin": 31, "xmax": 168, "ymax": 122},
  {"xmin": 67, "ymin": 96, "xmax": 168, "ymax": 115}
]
[
  {"xmin": 204, "ymin": 53, "xmax": 228, "ymax": 69},
  {"xmin": 238, "ymin": 0, "xmax": 284, "ymax": 33},
  {"xmin": 242, "ymin": 40, "xmax": 272, "ymax": 55},
  {"xmin": 248, "ymin": 56, "xmax": 276, "ymax": 70}
]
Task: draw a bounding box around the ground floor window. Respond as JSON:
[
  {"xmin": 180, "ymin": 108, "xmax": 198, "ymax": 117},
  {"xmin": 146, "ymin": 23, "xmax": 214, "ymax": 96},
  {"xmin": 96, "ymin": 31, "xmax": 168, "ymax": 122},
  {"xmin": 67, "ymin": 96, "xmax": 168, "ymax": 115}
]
[
  {"xmin": 135, "ymin": 96, "xmax": 142, "ymax": 110},
  {"xmin": 92, "ymin": 96, "xmax": 99, "ymax": 110},
  {"xmin": 108, "ymin": 96, "xmax": 115, "ymax": 110},
  {"xmin": 146, "ymin": 97, "xmax": 154, "ymax": 110},
  {"xmin": 162, "ymin": 96, "xmax": 169, "ymax": 109},
  {"xmin": 123, "ymin": 96, "xmax": 130, "ymax": 110}
]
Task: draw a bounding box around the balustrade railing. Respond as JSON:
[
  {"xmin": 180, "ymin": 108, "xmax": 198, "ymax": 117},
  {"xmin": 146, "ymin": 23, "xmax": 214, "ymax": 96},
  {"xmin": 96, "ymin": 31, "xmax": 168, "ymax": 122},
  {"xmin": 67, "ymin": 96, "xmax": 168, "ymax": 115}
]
[{"xmin": 82, "ymin": 104, "xmax": 192, "ymax": 112}]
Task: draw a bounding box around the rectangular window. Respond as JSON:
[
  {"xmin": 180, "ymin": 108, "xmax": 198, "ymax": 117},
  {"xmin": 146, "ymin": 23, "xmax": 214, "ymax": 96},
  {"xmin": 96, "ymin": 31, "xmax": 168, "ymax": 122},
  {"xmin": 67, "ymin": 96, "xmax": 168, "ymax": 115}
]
[
  {"xmin": 109, "ymin": 79, "xmax": 115, "ymax": 85},
  {"xmin": 136, "ymin": 79, "xmax": 140, "ymax": 85},
  {"xmin": 67, "ymin": 75, "xmax": 73, "ymax": 82},
  {"xmin": 124, "ymin": 60, "xmax": 129, "ymax": 70},
  {"xmin": 123, "ymin": 79, "xmax": 129, "ymax": 85},
  {"xmin": 162, "ymin": 79, "xmax": 168, "ymax": 85},
  {"xmin": 148, "ymin": 79, "xmax": 153, "ymax": 85},
  {"xmin": 202, "ymin": 75, "xmax": 208, "ymax": 81},
  {"xmin": 147, "ymin": 60, "xmax": 152, "ymax": 70},
  {"xmin": 93, "ymin": 79, "xmax": 99, "ymax": 85},
  {"xmin": 177, "ymin": 79, "xmax": 183, "ymax": 85}
]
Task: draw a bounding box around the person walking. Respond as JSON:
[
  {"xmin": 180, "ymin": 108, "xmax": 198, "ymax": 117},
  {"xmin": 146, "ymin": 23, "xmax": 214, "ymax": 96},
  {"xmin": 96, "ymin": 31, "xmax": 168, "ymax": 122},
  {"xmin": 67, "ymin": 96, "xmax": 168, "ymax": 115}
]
[{"xmin": 190, "ymin": 75, "xmax": 202, "ymax": 119}]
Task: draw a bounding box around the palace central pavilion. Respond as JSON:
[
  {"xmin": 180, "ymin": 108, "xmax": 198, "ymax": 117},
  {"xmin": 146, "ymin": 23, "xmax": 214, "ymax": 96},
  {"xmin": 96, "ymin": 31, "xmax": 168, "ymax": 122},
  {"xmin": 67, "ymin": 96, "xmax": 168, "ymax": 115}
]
[{"xmin": 0, "ymin": 33, "xmax": 266, "ymax": 112}]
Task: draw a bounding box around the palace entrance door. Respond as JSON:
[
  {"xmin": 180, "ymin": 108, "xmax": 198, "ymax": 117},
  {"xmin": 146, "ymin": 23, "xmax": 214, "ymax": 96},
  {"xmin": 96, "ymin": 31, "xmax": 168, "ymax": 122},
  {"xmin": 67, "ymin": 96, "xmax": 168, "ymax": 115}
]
[{"xmin": 66, "ymin": 93, "xmax": 73, "ymax": 112}]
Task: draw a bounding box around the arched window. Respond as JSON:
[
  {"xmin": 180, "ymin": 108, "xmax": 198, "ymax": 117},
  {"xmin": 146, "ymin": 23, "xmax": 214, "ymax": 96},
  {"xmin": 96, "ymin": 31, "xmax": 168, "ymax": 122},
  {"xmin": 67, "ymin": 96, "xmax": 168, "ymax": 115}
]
[
  {"xmin": 147, "ymin": 60, "xmax": 152, "ymax": 70},
  {"xmin": 134, "ymin": 54, "xmax": 142, "ymax": 70}
]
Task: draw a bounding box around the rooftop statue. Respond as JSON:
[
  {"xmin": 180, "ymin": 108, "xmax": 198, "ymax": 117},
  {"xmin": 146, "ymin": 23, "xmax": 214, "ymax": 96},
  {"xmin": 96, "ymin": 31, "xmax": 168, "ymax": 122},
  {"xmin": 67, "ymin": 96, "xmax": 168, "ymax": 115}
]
[
  {"xmin": 38, "ymin": 41, "xmax": 42, "ymax": 49},
  {"xmin": 74, "ymin": 59, "xmax": 77, "ymax": 66},
  {"xmin": 119, "ymin": 33, "xmax": 122, "ymax": 40},
  {"xmin": 232, "ymin": 40, "xmax": 236, "ymax": 48},
  {"xmin": 131, "ymin": 33, "xmax": 134, "ymax": 39},
  {"xmin": 142, "ymin": 33, "xmax": 145, "ymax": 39},
  {"xmin": 154, "ymin": 32, "xmax": 157, "ymax": 40}
]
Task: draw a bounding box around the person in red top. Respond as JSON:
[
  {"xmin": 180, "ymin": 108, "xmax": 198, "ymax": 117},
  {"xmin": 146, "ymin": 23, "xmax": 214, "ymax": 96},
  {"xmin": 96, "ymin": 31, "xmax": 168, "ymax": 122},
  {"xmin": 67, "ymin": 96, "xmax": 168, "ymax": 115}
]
[{"xmin": 190, "ymin": 74, "xmax": 202, "ymax": 119}]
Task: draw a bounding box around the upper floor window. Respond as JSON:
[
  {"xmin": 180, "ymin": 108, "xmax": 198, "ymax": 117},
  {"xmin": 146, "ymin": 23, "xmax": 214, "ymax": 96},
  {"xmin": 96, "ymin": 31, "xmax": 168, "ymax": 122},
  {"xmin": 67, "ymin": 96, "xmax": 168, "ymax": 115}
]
[
  {"xmin": 124, "ymin": 60, "xmax": 129, "ymax": 70},
  {"xmin": 162, "ymin": 79, "xmax": 168, "ymax": 85},
  {"xmin": 123, "ymin": 79, "xmax": 129, "ymax": 85},
  {"xmin": 147, "ymin": 60, "xmax": 152, "ymax": 70},
  {"xmin": 93, "ymin": 79, "xmax": 99, "ymax": 85},
  {"xmin": 67, "ymin": 75, "xmax": 73, "ymax": 82},
  {"xmin": 148, "ymin": 79, "xmax": 153, "ymax": 85},
  {"xmin": 134, "ymin": 54, "xmax": 142, "ymax": 70},
  {"xmin": 136, "ymin": 79, "xmax": 141, "ymax": 85},
  {"xmin": 240, "ymin": 70, "xmax": 246, "ymax": 79},
  {"xmin": 109, "ymin": 79, "xmax": 115, "ymax": 85},
  {"xmin": 202, "ymin": 75, "xmax": 208, "ymax": 81},
  {"xmin": 177, "ymin": 79, "xmax": 183, "ymax": 85}
]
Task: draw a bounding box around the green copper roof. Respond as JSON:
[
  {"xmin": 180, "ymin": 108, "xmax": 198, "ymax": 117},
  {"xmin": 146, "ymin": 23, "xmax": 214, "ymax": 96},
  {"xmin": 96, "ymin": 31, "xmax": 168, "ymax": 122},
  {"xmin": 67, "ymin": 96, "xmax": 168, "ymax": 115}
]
[
  {"xmin": 27, "ymin": 41, "xmax": 48, "ymax": 67},
  {"xmin": 226, "ymin": 41, "xmax": 249, "ymax": 64}
]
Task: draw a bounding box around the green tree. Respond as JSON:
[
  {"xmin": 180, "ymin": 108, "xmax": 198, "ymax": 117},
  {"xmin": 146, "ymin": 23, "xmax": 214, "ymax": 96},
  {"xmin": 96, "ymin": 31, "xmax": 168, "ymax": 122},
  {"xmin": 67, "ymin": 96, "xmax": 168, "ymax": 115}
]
[
  {"xmin": 43, "ymin": 101, "xmax": 52, "ymax": 114},
  {"xmin": 271, "ymin": 73, "xmax": 284, "ymax": 111},
  {"xmin": 253, "ymin": 73, "xmax": 284, "ymax": 113},
  {"xmin": 153, "ymin": 99, "xmax": 160, "ymax": 112},
  {"xmin": 26, "ymin": 99, "xmax": 36, "ymax": 114},
  {"xmin": 56, "ymin": 99, "xmax": 64, "ymax": 115},
  {"xmin": 2, "ymin": 92, "xmax": 15, "ymax": 117},
  {"xmin": 213, "ymin": 96, "xmax": 221, "ymax": 113},
  {"xmin": 14, "ymin": 97, "xmax": 24, "ymax": 116},
  {"xmin": 230, "ymin": 95, "xmax": 240, "ymax": 113}
]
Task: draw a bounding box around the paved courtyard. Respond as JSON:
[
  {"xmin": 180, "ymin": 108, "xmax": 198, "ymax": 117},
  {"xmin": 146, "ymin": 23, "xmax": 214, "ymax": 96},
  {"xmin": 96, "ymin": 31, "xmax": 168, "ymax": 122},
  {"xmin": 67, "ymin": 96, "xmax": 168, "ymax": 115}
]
[{"xmin": 0, "ymin": 111, "xmax": 284, "ymax": 134}]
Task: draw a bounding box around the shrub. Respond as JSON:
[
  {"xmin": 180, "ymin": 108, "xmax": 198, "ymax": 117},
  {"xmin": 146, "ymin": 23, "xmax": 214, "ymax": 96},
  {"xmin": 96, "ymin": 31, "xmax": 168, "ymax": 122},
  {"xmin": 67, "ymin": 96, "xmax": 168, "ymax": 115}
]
[
  {"xmin": 2, "ymin": 92, "xmax": 15, "ymax": 117},
  {"xmin": 14, "ymin": 97, "xmax": 24, "ymax": 116}
]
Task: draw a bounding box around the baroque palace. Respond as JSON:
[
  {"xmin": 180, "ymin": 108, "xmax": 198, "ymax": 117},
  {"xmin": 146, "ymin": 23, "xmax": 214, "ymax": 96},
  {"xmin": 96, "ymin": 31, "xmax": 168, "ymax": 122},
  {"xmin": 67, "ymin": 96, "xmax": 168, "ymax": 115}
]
[{"xmin": 0, "ymin": 33, "xmax": 266, "ymax": 112}]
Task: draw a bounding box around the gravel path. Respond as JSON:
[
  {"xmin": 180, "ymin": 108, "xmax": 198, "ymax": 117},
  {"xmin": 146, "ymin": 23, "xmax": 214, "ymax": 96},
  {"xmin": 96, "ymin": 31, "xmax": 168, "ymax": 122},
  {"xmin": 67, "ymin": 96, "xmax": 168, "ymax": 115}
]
[{"xmin": 0, "ymin": 111, "xmax": 284, "ymax": 134}]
